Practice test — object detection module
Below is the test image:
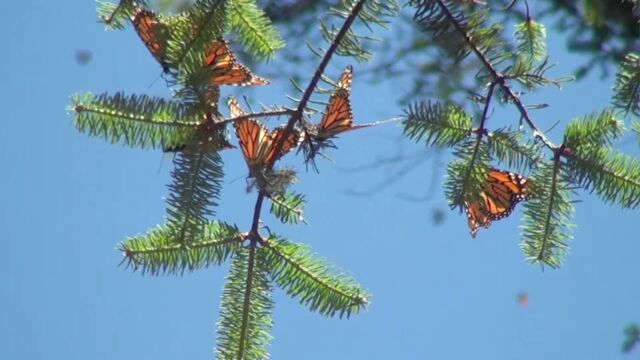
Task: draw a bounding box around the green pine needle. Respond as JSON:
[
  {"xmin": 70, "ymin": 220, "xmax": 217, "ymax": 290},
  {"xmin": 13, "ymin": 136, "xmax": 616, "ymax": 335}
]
[
  {"xmin": 119, "ymin": 221, "xmax": 243, "ymax": 275},
  {"xmin": 403, "ymin": 101, "xmax": 473, "ymax": 147},
  {"xmin": 633, "ymin": 120, "xmax": 640, "ymax": 145},
  {"xmin": 622, "ymin": 323, "xmax": 640, "ymax": 353},
  {"xmin": 97, "ymin": 0, "xmax": 145, "ymax": 30},
  {"xmin": 520, "ymin": 161, "xmax": 574, "ymax": 268},
  {"xmin": 166, "ymin": 149, "xmax": 225, "ymax": 245},
  {"xmin": 166, "ymin": 0, "xmax": 227, "ymax": 80},
  {"xmin": 217, "ymin": 246, "xmax": 274, "ymax": 360},
  {"xmin": 486, "ymin": 129, "xmax": 541, "ymax": 171},
  {"xmin": 321, "ymin": 0, "xmax": 399, "ymax": 63},
  {"xmin": 269, "ymin": 193, "xmax": 307, "ymax": 225},
  {"xmin": 565, "ymin": 109, "xmax": 624, "ymax": 149},
  {"xmin": 444, "ymin": 139, "xmax": 492, "ymax": 209},
  {"xmin": 227, "ymin": 0, "xmax": 285, "ymax": 60},
  {"xmin": 612, "ymin": 53, "xmax": 640, "ymax": 116},
  {"xmin": 514, "ymin": 19, "xmax": 547, "ymax": 64},
  {"xmin": 261, "ymin": 237, "xmax": 369, "ymax": 318},
  {"xmin": 565, "ymin": 147, "xmax": 640, "ymax": 209},
  {"xmin": 70, "ymin": 92, "xmax": 200, "ymax": 150}
]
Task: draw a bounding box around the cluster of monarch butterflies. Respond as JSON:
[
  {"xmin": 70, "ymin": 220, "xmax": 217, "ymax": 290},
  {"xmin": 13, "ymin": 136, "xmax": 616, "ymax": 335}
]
[
  {"xmin": 130, "ymin": 5, "xmax": 375, "ymax": 175},
  {"xmin": 132, "ymin": 5, "xmax": 269, "ymax": 86},
  {"xmin": 131, "ymin": 4, "xmax": 529, "ymax": 235},
  {"xmin": 465, "ymin": 169, "xmax": 533, "ymax": 237},
  {"xmin": 231, "ymin": 66, "xmax": 367, "ymax": 175}
]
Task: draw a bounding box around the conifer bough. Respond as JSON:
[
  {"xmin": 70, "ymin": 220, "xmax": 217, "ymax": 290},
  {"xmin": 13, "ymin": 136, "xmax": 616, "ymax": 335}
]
[{"xmin": 71, "ymin": 0, "xmax": 640, "ymax": 358}]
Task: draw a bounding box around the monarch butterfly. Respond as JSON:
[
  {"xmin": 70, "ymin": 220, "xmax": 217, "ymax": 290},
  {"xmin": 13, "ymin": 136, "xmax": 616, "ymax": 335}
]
[
  {"xmin": 315, "ymin": 66, "xmax": 398, "ymax": 140},
  {"xmin": 204, "ymin": 39, "xmax": 269, "ymax": 86},
  {"xmin": 465, "ymin": 168, "xmax": 533, "ymax": 237},
  {"xmin": 315, "ymin": 65, "xmax": 363, "ymax": 139},
  {"xmin": 131, "ymin": 7, "xmax": 169, "ymax": 72},
  {"xmin": 231, "ymin": 97, "xmax": 298, "ymax": 171}
]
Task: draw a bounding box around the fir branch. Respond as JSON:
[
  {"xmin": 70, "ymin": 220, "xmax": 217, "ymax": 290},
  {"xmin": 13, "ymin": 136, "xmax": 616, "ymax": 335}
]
[
  {"xmin": 445, "ymin": 80, "xmax": 495, "ymax": 208},
  {"xmin": 612, "ymin": 53, "xmax": 640, "ymax": 116},
  {"xmin": 98, "ymin": 0, "xmax": 144, "ymax": 30},
  {"xmin": 564, "ymin": 109, "xmax": 624, "ymax": 149},
  {"xmin": 166, "ymin": 0, "xmax": 227, "ymax": 77},
  {"xmin": 622, "ymin": 323, "xmax": 640, "ymax": 354},
  {"xmin": 565, "ymin": 147, "xmax": 640, "ymax": 209},
  {"xmin": 227, "ymin": 0, "xmax": 285, "ymax": 59},
  {"xmin": 269, "ymin": 0, "xmax": 371, "ymax": 170},
  {"xmin": 321, "ymin": 0, "xmax": 400, "ymax": 62},
  {"xmin": 520, "ymin": 160, "xmax": 574, "ymax": 268},
  {"xmin": 445, "ymin": 143, "xmax": 491, "ymax": 208},
  {"xmin": 261, "ymin": 237, "xmax": 369, "ymax": 318},
  {"xmin": 216, "ymin": 246, "xmax": 273, "ymax": 360},
  {"xmin": 412, "ymin": 0, "xmax": 558, "ymax": 149},
  {"xmin": 119, "ymin": 222, "xmax": 243, "ymax": 275},
  {"xmin": 269, "ymin": 193, "xmax": 307, "ymax": 225},
  {"xmin": 402, "ymin": 101, "xmax": 473, "ymax": 147},
  {"xmin": 71, "ymin": 92, "xmax": 200, "ymax": 150},
  {"xmin": 486, "ymin": 129, "xmax": 541, "ymax": 171},
  {"xmin": 505, "ymin": 58, "xmax": 572, "ymax": 90},
  {"xmin": 166, "ymin": 149, "xmax": 224, "ymax": 245},
  {"xmin": 514, "ymin": 19, "xmax": 547, "ymax": 64},
  {"xmin": 633, "ymin": 120, "xmax": 640, "ymax": 144}
]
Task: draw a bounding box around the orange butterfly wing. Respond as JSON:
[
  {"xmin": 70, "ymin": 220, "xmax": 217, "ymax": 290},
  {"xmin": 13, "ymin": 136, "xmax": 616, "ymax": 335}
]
[
  {"xmin": 318, "ymin": 65, "xmax": 354, "ymax": 139},
  {"xmin": 465, "ymin": 168, "xmax": 533, "ymax": 236},
  {"xmin": 204, "ymin": 39, "xmax": 269, "ymax": 86},
  {"xmin": 266, "ymin": 127, "xmax": 300, "ymax": 165},
  {"xmin": 132, "ymin": 8, "xmax": 167, "ymax": 69},
  {"xmin": 466, "ymin": 201, "xmax": 492, "ymax": 238}
]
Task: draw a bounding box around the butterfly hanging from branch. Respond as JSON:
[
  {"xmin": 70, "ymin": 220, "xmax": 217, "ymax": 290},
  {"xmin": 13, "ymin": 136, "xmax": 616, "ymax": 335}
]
[
  {"xmin": 465, "ymin": 168, "xmax": 534, "ymax": 237},
  {"xmin": 301, "ymin": 65, "xmax": 400, "ymax": 167},
  {"xmin": 130, "ymin": 5, "xmax": 268, "ymax": 86}
]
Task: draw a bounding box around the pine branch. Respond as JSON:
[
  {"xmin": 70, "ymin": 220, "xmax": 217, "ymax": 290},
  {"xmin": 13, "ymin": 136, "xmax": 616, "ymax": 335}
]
[
  {"xmin": 216, "ymin": 246, "xmax": 273, "ymax": 360},
  {"xmin": 402, "ymin": 101, "xmax": 473, "ymax": 147},
  {"xmin": 321, "ymin": 0, "xmax": 400, "ymax": 62},
  {"xmin": 564, "ymin": 109, "xmax": 624, "ymax": 149},
  {"xmin": 269, "ymin": 192, "xmax": 307, "ymax": 225},
  {"xmin": 520, "ymin": 160, "xmax": 574, "ymax": 268},
  {"xmin": 445, "ymin": 142, "xmax": 491, "ymax": 209},
  {"xmin": 622, "ymin": 323, "xmax": 640, "ymax": 354},
  {"xmin": 412, "ymin": 0, "xmax": 558, "ymax": 149},
  {"xmin": 444, "ymin": 81, "xmax": 495, "ymax": 208},
  {"xmin": 514, "ymin": 19, "xmax": 547, "ymax": 64},
  {"xmin": 166, "ymin": 149, "xmax": 224, "ymax": 245},
  {"xmin": 119, "ymin": 221, "xmax": 243, "ymax": 275},
  {"xmin": 261, "ymin": 237, "xmax": 369, "ymax": 318},
  {"xmin": 70, "ymin": 92, "xmax": 200, "ymax": 150},
  {"xmin": 565, "ymin": 148, "xmax": 640, "ymax": 209},
  {"xmin": 505, "ymin": 58, "xmax": 573, "ymax": 90},
  {"xmin": 167, "ymin": 0, "xmax": 227, "ymax": 88},
  {"xmin": 486, "ymin": 129, "xmax": 541, "ymax": 171},
  {"xmin": 633, "ymin": 120, "xmax": 640, "ymax": 144},
  {"xmin": 269, "ymin": 0, "xmax": 372, "ymax": 170},
  {"xmin": 612, "ymin": 53, "xmax": 640, "ymax": 116},
  {"xmin": 227, "ymin": 0, "xmax": 285, "ymax": 59},
  {"xmin": 98, "ymin": 0, "xmax": 144, "ymax": 30}
]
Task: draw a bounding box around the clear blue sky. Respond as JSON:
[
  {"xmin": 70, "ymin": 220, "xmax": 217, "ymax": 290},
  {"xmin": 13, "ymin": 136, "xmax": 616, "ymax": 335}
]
[{"xmin": 2, "ymin": 1, "xmax": 639, "ymax": 359}]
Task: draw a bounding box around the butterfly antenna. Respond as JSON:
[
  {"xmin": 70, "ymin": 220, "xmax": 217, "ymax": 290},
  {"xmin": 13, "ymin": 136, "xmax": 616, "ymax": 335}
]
[
  {"xmin": 228, "ymin": 173, "xmax": 247, "ymax": 184},
  {"xmin": 147, "ymin": 71, "xmax": 164, "ymax": 89},
  {"xmin": 241, "ymin": 95, "xmax": 254, "ymax": 113}
]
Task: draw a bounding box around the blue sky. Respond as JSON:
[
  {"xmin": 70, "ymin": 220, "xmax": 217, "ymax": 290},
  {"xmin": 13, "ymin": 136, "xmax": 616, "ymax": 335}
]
[{"xmin": 1, "ymin": 1, "xmax": 639, "ymax": 359}]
